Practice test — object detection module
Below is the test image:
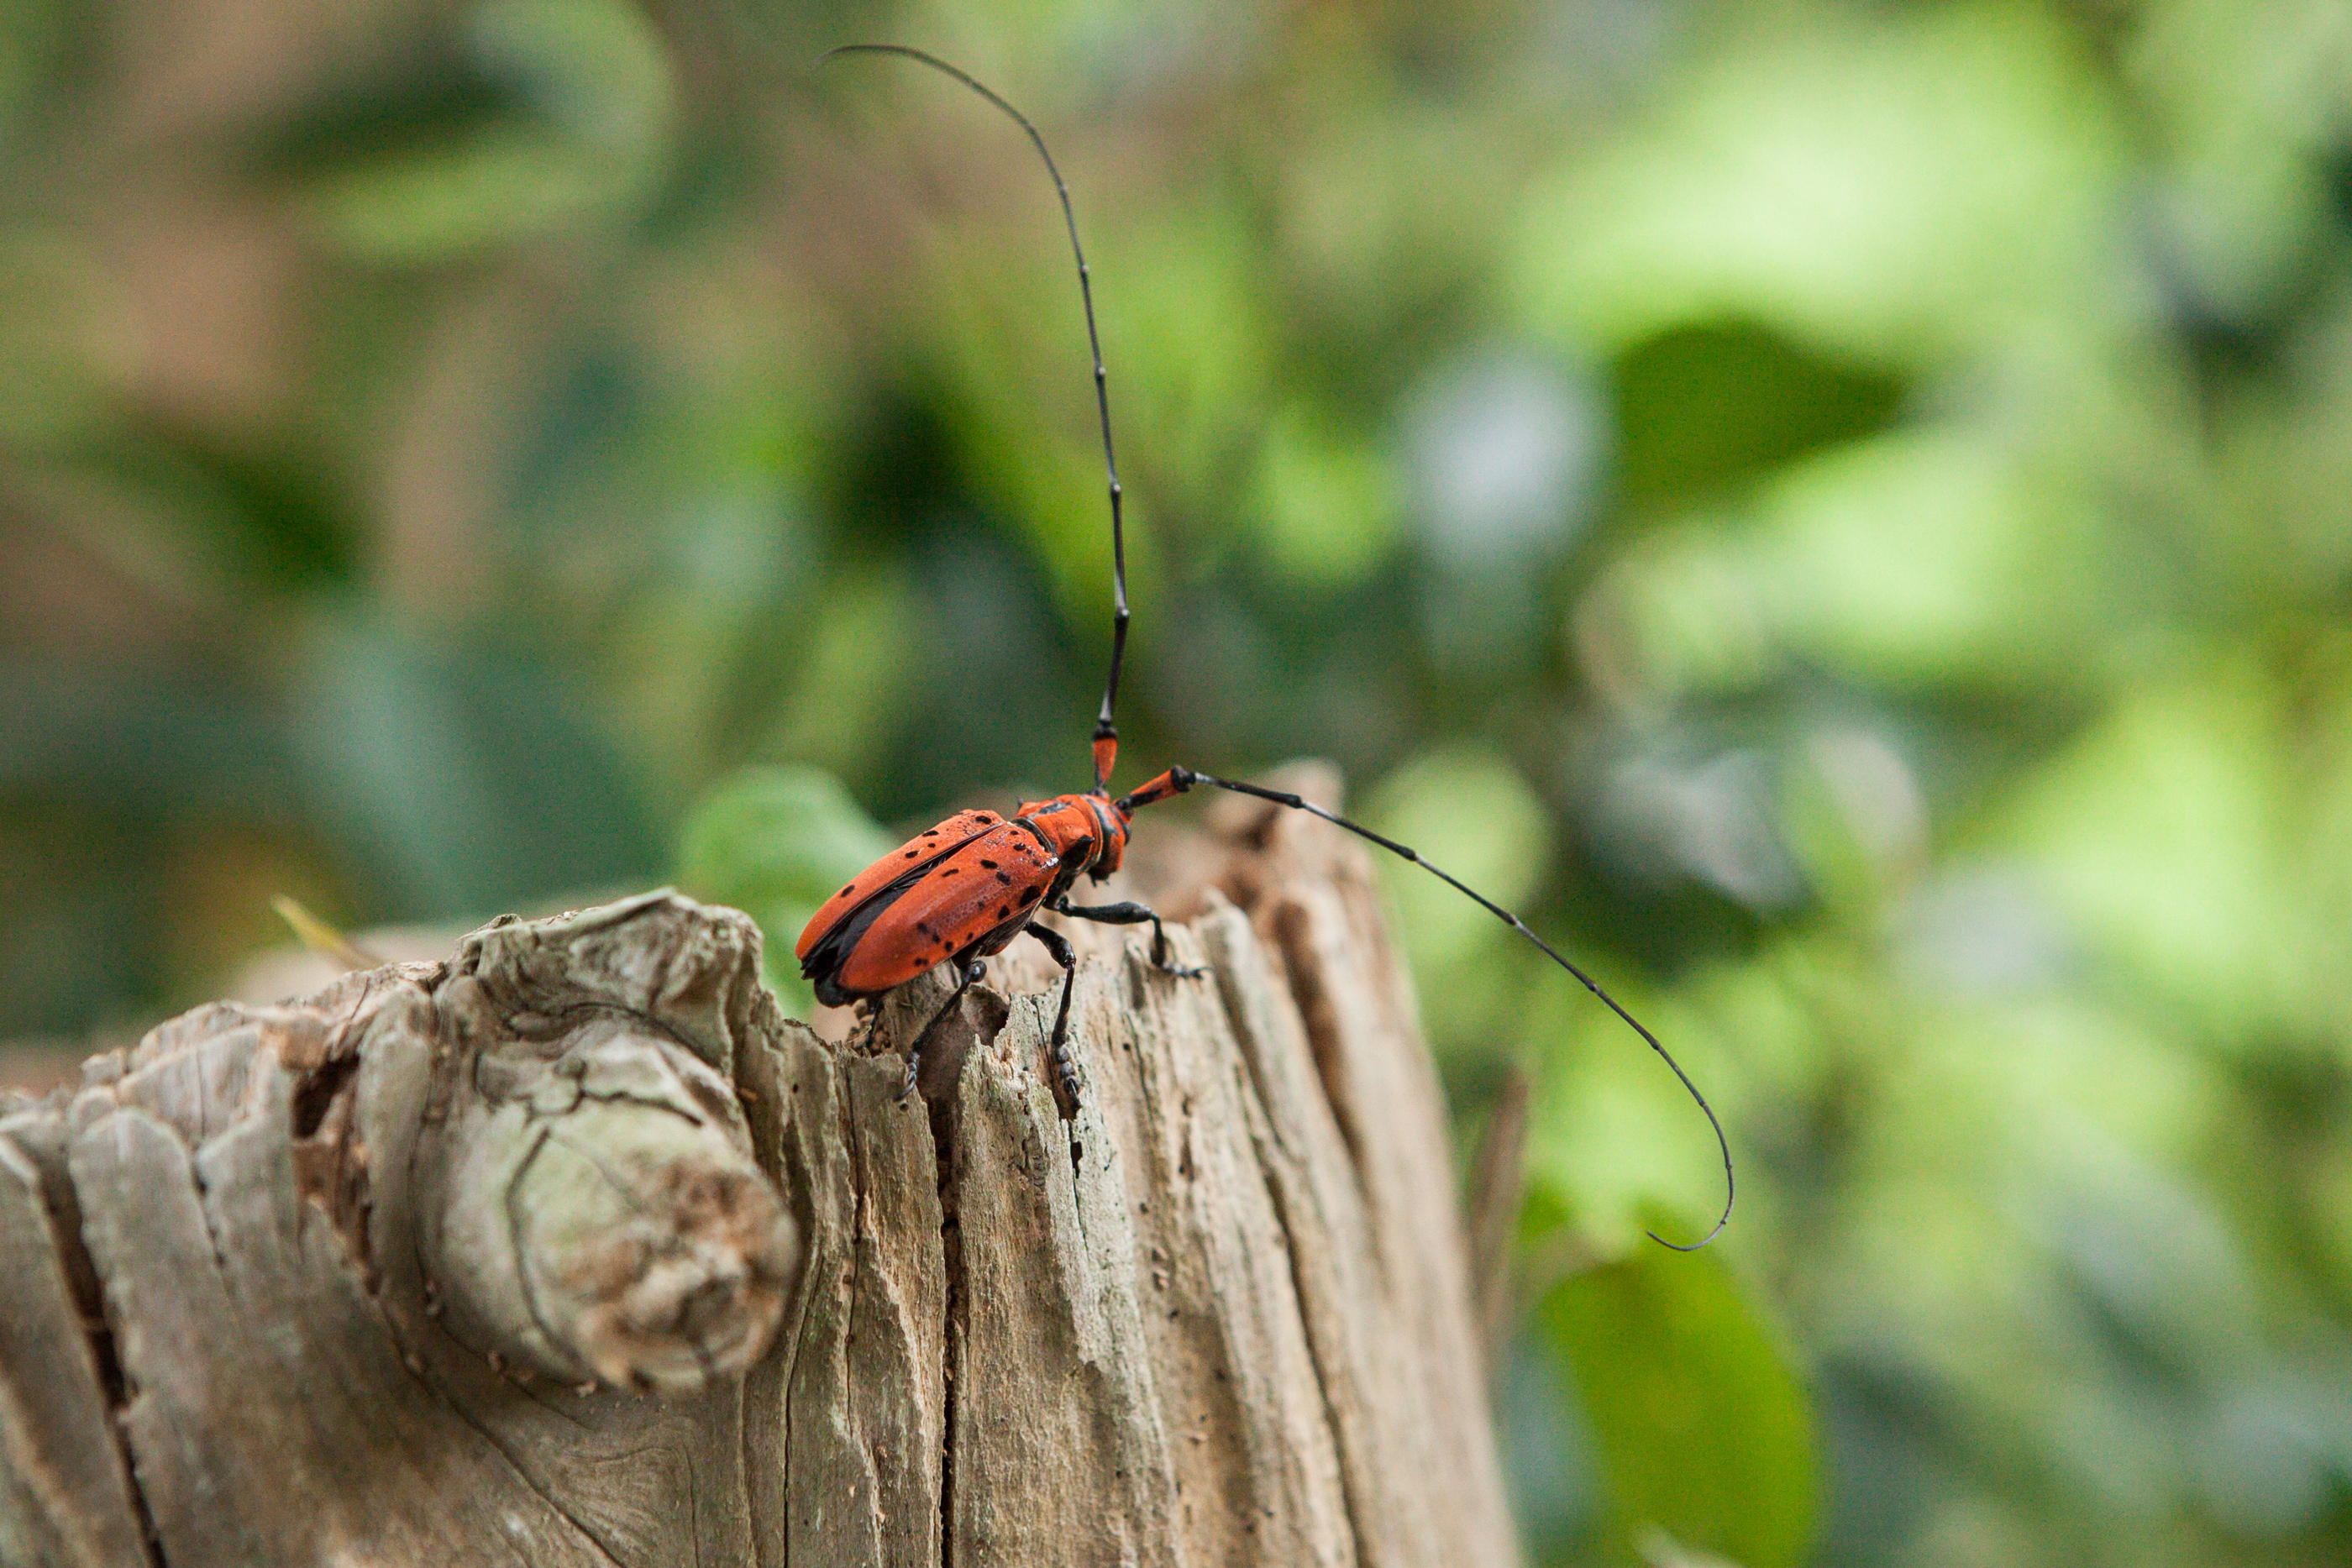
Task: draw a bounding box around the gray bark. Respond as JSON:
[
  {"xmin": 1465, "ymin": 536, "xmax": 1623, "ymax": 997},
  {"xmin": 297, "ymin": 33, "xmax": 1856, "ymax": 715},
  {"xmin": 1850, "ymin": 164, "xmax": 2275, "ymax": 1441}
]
[{"xmin": 0, "ymin": 766, "xmax": 1518, "ymax": 1566}]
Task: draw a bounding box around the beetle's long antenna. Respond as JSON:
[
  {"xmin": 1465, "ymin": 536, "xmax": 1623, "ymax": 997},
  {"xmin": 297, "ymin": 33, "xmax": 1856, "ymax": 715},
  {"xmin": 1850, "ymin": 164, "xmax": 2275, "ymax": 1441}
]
[
  {"xmin": 1125, "ymin": 766, "xmax": 1735, "ymax": 1251},
  {"xmin": 823, "ymin": 45, "xmax": 1131, "ymax": 795}
]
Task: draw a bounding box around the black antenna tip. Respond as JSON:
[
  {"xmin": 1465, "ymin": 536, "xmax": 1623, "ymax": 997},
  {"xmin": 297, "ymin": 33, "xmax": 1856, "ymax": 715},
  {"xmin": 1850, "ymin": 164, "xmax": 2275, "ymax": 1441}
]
[
  {"xmin": 1645, "ymin": 1209, "xmax": 1731, "ymax": 1252},
  {"xmin": 1644, "ymin": 1126, "xmax": 1735, "ymax": 1251}
]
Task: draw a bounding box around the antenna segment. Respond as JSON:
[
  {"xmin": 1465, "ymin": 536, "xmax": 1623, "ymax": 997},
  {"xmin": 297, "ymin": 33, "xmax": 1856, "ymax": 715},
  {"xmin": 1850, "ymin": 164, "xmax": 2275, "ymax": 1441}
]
[{"xmin": 823, "ymin": 45, "xmax": 1132, "ymax": 794}]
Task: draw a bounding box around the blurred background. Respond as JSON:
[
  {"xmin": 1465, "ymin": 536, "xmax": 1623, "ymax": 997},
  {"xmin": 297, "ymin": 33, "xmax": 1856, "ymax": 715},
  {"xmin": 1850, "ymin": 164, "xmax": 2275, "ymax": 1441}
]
[{"xmin": 6, "ymin": 0, "xmax": 2352, "ymax": 1562}]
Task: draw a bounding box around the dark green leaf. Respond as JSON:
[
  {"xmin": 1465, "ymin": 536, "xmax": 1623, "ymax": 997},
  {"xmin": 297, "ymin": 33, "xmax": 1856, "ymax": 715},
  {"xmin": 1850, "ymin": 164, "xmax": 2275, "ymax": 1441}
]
[{"xmin": 1538, "ymin": 1230, "xmax": 1818, "ymax": 1568}]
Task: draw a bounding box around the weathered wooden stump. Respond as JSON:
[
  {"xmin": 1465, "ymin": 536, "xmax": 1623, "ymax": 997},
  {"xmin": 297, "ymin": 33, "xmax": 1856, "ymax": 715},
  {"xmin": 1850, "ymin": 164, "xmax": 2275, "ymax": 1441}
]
[{"xmin": 0, "ymin": 768, "xmax": 1517, "ymax": 1566}]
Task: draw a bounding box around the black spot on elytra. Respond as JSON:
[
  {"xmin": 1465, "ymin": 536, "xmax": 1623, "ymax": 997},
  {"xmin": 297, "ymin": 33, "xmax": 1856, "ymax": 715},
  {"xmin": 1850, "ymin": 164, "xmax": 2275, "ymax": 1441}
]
[
  {"xmin": 995, "ymin": 871, "xmax": 1012, "ymax": 885},
  {"xmin": 904, "ymin": 850, "xmax": 918, "ymax": 858},
  {"xmin": 980, "ymin": 859, "xmax": 998, "ymax": 869},
  {"xmin": 840, "ymin": 884, "xmax": 853, "ymax": 896},
  {"xmin": 1022, "ymin": 889, "xmax": 1041, "ymax": 905}
]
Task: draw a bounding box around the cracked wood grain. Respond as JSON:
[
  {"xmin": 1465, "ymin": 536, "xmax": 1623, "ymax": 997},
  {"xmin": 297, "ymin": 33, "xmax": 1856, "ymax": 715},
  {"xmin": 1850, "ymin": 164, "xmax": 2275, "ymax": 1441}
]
[{"xmin": 0, "ymin": 767, "xmax": 1516, "ymax": 1568}]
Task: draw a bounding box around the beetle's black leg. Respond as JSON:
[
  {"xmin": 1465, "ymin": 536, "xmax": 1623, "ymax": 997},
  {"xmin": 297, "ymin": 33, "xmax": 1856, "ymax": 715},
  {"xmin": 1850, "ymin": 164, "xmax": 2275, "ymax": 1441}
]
[
  {"xmin": 1026, "ymin": 923, "xmax": 1083, "ymax": 1108},
  {"xmin": 1052, "ymin": 898, "xmax": 1208, "ymax": 978},
  {"xmin": 900, "ymin": 959, "xmax": 988, "ymax": 1103}
]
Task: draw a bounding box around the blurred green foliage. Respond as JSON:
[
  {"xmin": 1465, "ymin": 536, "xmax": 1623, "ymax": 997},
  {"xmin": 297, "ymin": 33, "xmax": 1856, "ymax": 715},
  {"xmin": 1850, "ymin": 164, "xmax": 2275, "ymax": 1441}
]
[
  {"xmin": 5, "ymin": 0, "xmax": 2352, "ymax": 1563},
  {"xmin": 675, "ymin": 763, "xmax": 894, "ymax": 1018},
  {"xmin": 1538, "ymin": 1205, "xmax": 1818, "ymax": 1568}
]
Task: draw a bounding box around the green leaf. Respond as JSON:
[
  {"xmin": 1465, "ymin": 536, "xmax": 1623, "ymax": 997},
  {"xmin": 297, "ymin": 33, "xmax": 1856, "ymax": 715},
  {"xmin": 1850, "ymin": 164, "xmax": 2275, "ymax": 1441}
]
[
  {"xmin": 1537, "ymin": 1230, "xmax": 1818, "ymax": 1568},
  {"xmin": 675, "ymin": 765, "xmax": 895, "ymax": 1017}
]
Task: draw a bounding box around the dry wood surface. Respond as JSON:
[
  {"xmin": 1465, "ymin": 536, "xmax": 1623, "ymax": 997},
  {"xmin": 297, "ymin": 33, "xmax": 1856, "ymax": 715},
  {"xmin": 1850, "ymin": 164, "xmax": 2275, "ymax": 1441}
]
[{"xmin": 0, "ymin": 765, "xmax": 1518, "ymax": 1567}]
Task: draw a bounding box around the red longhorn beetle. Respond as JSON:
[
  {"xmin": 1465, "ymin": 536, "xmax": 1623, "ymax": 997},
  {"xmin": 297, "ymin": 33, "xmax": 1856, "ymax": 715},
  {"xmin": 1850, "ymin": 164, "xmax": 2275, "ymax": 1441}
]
[{"xmin": 799, "ymin": 45, "xmax": 1734, "ymax": 1249}]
